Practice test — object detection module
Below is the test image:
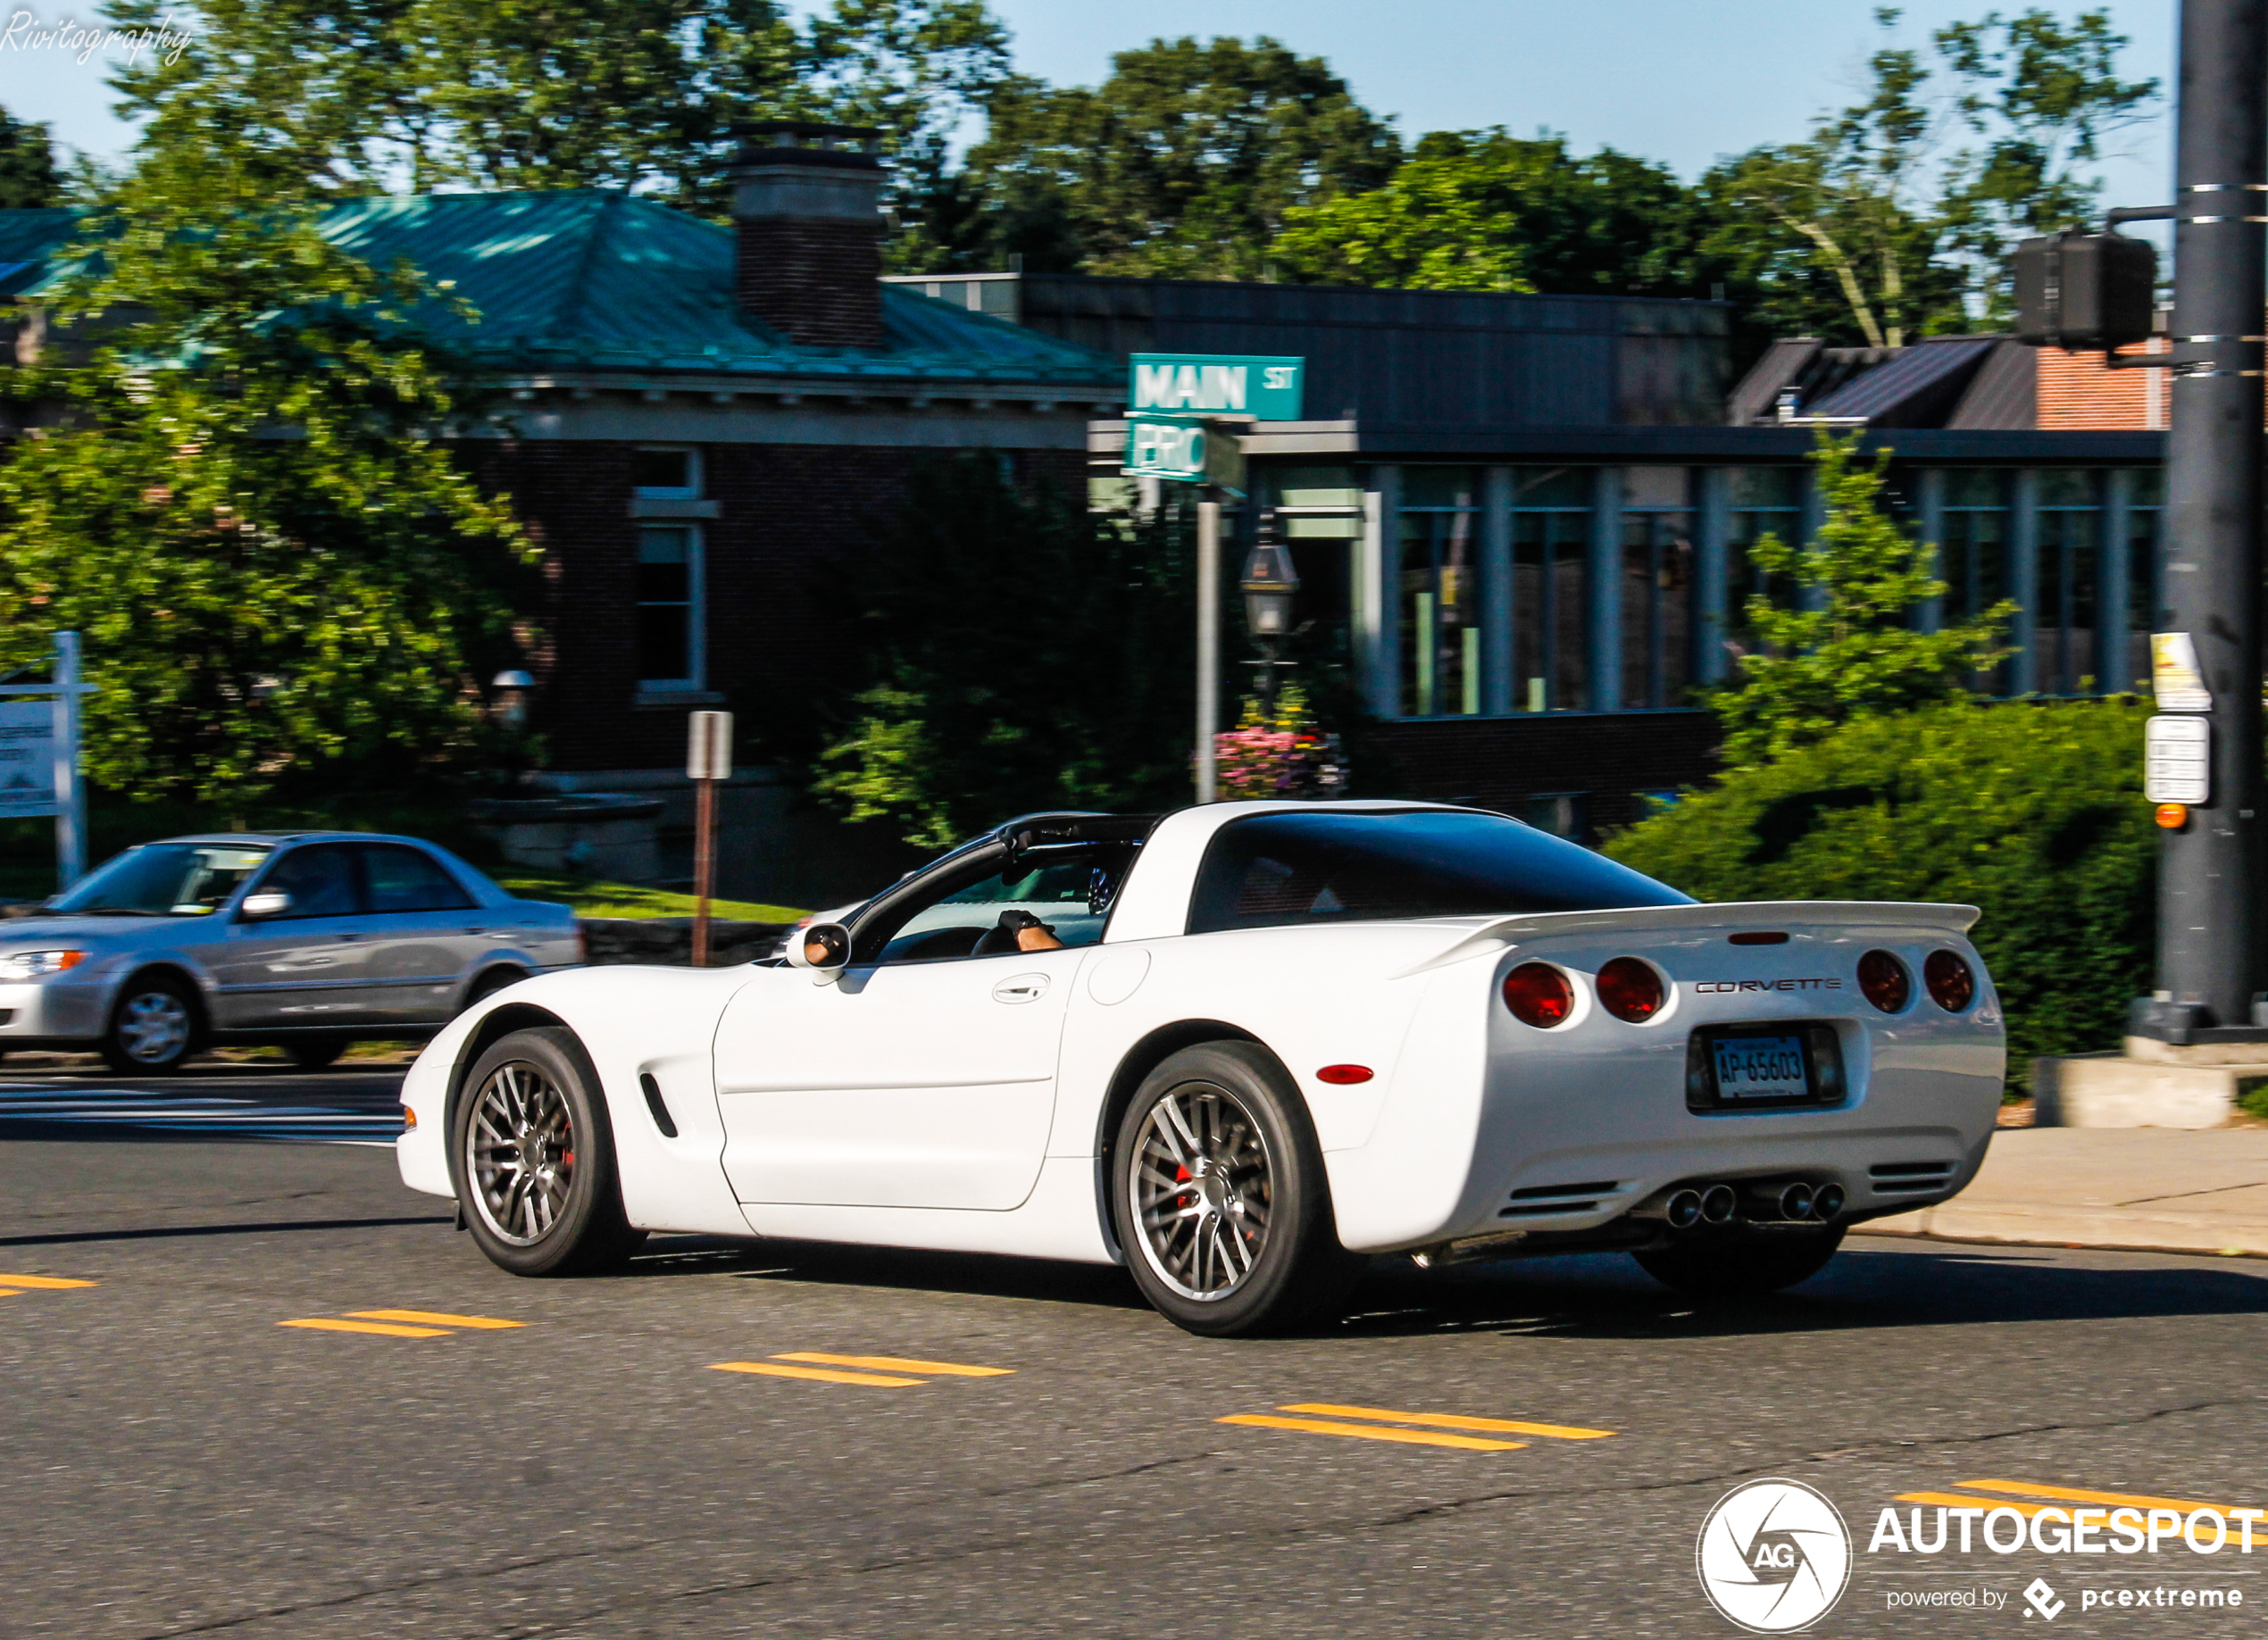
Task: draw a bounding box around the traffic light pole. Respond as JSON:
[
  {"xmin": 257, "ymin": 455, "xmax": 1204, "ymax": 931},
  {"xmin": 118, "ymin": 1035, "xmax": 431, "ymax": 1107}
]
[{"xmin": 2136, "ymin": 0, "xmax": 2268, "ymax": 1044}]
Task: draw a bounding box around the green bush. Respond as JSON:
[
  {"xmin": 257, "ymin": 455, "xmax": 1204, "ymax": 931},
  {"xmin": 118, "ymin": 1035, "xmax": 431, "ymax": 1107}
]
[{"xmin": 1602, "ymin": 697, "xmax": 2155, "ymax": 1085}]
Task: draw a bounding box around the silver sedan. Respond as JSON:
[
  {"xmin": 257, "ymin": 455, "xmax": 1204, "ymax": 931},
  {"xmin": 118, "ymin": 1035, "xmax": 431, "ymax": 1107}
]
[{"xmin": 0, "ymin": 832, "xmax": 582, "ymax": 1071}]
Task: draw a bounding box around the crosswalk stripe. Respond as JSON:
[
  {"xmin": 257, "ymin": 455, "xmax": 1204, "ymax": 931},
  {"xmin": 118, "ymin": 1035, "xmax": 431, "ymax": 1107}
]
[
  {"xmin": 1216, "ymin": 1413, "xmax": 1527, "ymax": 1452},
  {"xmin": 1277, "ymin": 1403, "xmax": 1611, "ymax": 1439},
  {"xmin": 709, "ymin": 1361, "xmax": 924, "ymax": 1387},
  {"xmin": 280, "ymin": 1318, "xmax": 450, "ymax": 1338},
  {"xmin": 0, "ymin": 1087, "xmax": 400, "ymax": 1145},
  {"xmin": 771, "ymin": 1352, "xmax": 1012, "ymax": 1378},
  {"xmin": 346, "ymin": 1310, "xmax": 524, "ymax": 1329}
]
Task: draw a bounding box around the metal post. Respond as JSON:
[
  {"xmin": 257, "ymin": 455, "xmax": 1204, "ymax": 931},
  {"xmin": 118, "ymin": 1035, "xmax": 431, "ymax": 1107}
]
[
  {"xmin": 1693, "ymin": 467, "xmax": 1730, "ymax": 685},
  {"xmin": 2147, "ymin": 0, "xmax": 2268, "ymax": 1038},
  {"xmin": 53, "ymin": 630, "xmax": 83, "ymax": 891},
  {"xmin": 1196, "ymin": 499, "xmax": 1220, "ymax": 803},
  {"xmin": 691, "ymin": 773, "xmax": 716, "ymax": 968}
]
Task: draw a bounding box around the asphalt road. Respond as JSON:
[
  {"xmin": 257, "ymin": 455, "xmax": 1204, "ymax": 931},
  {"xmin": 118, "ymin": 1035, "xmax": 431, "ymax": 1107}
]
[{"xmin": 3, "ymin": 1063, "xmax": 2266, "ymax": 1639}]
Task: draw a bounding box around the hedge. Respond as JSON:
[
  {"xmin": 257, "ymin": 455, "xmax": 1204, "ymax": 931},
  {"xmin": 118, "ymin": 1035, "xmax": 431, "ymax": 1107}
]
[{"xmin": 1602, "ymin": 698, "xmax": 2155, "ymax": 1086}]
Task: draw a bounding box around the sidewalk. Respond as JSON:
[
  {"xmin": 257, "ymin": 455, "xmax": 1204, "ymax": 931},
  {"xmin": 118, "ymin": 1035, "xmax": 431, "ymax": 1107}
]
[{"xmin": 1867, "ymin": 1128, "xmax": 2268, "ymax": 1258}]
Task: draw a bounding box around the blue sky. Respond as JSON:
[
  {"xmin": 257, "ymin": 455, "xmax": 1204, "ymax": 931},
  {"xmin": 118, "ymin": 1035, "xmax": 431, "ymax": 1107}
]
[{"xmin": 3, "ymin": 0, "xmax": 2177, "ymax": 214}]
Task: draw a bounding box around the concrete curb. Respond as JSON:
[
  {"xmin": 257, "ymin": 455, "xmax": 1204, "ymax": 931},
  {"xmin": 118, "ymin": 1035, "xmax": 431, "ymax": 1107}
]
[{"xmin": 1864, "ymin": 1203, "xmax": 2268, "ymax": 1258}]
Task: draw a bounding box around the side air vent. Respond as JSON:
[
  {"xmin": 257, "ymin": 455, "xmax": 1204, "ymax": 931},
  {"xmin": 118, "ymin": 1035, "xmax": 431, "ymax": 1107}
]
[
  {"xmin": 639, "ymin": 1072, "xmax": 679, "ymax": 1138},
  {"xmin": 1498, "ymin": 1179, "xmax": 1622, "ymax": 1219},
  {"xmin": 1869, "ymin": 1161, "xmax": 1955, "ymax": 1193}
]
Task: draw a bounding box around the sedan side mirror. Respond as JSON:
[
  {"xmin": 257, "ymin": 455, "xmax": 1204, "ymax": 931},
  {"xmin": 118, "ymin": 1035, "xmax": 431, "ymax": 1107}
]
[
  {"xmin": 239, "ymin": 890, "xmax": 292, "ymax": 920},
  {"xmin": 787, "ymin": 922, "xmax": 851, "ymax": 973}
]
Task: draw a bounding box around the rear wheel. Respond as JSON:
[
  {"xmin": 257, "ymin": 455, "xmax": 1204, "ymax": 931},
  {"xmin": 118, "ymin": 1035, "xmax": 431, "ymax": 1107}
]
[
  {"xmin": 100, "ymin": 976, "xmax": 199, "ymax": 1074},
  {"xmin": 1111, "ymin": 1042, "xmax": 1358, "ymax": 1337},
  {"xmin": 1633, "ymin": 1226, "xmax": 1846, "ymax": 1300},
  {"xmin": 285, "ymin": 1035, "xmax": 348, "ymax": 1070},
  {"xmin": 448, "ymin": 1027, "xmax": 645, "ymax": 1277}
]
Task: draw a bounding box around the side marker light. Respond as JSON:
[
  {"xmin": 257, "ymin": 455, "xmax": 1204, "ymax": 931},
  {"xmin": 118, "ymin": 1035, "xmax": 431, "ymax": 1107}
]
[
  {"xmin": 400, "ymin": 1104, "xmax": 417, "ymax": 1131},
  {"xmin": 1316, "ymin": 1065, "xmax": 1373, "ymax": 1085}
]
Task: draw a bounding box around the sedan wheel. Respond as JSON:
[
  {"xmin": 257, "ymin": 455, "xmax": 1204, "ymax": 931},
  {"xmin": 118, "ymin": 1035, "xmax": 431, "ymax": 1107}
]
[
  {"xmin": 1113, "ymin": 1042, "xmax": 1358, "ymax": 1336},
  {"xmin": 449, "ymin": 1026, "xmax": 644, "ymax": 1277},
  {"xmin": 101, "ymin": 978, "xmax": 197, "ymax": 1074}
]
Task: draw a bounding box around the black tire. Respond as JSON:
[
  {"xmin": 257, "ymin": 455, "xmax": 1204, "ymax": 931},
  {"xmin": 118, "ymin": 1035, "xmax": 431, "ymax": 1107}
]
[
  {"xmin": 285, "ymin": 1035, "xmax": 349, "ymax": 1070},
  {"xmin": 1109, "ymin": 1041, "xmax": 1359, "ymax": 1337},
  {"xmin": 100, "ymin": 974, "xmax": 201, "ymax": 1074},
  {"xmin": 460, "ymin": 966, "xmax": 528, "ymax": 1014},
  {"xmin": 447, "ymin": 1026, "xmax": 646, "ymax": 1277},
  {"xmin": 1633, "ymin": 1226, "xmax": 1847, "ymax": 1300}
]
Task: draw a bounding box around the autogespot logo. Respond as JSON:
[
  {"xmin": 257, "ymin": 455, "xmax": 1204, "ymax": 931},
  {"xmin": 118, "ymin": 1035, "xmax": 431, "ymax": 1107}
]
[{"xmin": 1697, "ymin": 1478, "xmax": 1854, "ymax": 1633}]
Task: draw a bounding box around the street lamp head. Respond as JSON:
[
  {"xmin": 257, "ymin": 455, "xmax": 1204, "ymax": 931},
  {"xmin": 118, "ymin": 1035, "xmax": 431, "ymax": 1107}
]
[
  {"xmin": 1240, "ymin": 509, "xmax": 1301, "ymax": 638},
  {"xmin": 492, "ymin": 670, "xmax": 535, "ymax": 691}
]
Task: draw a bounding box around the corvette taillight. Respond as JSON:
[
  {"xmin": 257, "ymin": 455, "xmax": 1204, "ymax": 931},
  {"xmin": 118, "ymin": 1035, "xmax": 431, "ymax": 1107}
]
[
  {"xmin": 1924, "ymin": 950, "xmax": 1976, "ymax": 1012},
  {"xmin": 1857, "ymin": 949, "xmax": 1911, "ymax": 1013},
  {"xmin": 1503, "ymin": 963, "xmax": 1574, "ymax": 1028},
  {"xmin": 1596, "ymin": 956, "xmax": 1664, "ymax": 1022}
]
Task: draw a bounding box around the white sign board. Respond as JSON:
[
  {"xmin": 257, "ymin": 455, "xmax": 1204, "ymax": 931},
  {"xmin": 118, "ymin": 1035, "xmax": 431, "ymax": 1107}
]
[
  {"xmin": 0, "ymin": 700, "xmax": 57, "ymax": 818},
  {"xmin": 2145, "ymin": 713, "xmax": 2210, "ymax": 804},
  {"xmin": 687, "ymin": 710, "xmax": 733, "ymax": 782}
]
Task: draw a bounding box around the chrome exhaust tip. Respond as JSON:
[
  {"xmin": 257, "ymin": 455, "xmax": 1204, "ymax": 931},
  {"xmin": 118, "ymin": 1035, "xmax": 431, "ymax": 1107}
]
[
  {"xmin": 1664, "ymin": 1188, "xmax": 1703, "ymax": 1229},
  {"xmin": 1700, "ymin": 1184, "xmax": 1738, "ymax": 1225},
  {"xmin": 1779, "ymin": 1182, "xmax": 1815, "ymax": 1221},
  {"xmin": 1812, "ymin": 1183, "xmax": 1846, "ymax": 1221}
]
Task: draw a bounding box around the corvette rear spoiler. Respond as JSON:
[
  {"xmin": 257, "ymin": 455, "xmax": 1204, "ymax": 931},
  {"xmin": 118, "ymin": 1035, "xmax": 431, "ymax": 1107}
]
[{"xmin": 1395, "ymin": 900, "xmax": 1982, "ymax": 980}]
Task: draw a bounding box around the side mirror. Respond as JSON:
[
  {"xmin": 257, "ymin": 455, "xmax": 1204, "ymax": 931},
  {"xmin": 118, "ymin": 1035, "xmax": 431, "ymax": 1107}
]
[
  {"xmin": 787, "ymin": 921, "xmax": 851, "ymax": 973},
  {"xmin": 239, "ymin": 890, "xmax": 292, "ymax": 920}
]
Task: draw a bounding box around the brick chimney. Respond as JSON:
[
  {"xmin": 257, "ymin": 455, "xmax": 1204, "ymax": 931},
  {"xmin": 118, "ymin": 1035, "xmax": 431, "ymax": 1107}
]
[{"xmin": 728, "ymin": 121, "xmax": 886, "ymax": 349}]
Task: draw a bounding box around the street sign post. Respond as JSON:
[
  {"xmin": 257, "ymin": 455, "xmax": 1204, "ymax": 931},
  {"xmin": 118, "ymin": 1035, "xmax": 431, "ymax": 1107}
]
[
  {"xmin": 686, "ymin": 710, "xmax": 732, "ymax": 968},
  {"xmin": 1130, "ymin": 354, "xmax": 1304, "ymax": 420}
]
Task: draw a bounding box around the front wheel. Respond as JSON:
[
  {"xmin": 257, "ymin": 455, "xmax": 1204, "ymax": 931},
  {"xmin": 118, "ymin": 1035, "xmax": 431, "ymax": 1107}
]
[
  {"xmin": 448, "ymin": 1027, "xmax": 645, "ymax": 1277},
  {"xmin": 1110, "ymin": 1042, "xmax": 1358, "ymax": 1337},
  {"xmin": 1633, "ymin": 1226, "xmax": 1846, "ymax": 1301},
  {"xmin": 101, "ymin": 976, "xmax": 199, "ymax": 1074}
]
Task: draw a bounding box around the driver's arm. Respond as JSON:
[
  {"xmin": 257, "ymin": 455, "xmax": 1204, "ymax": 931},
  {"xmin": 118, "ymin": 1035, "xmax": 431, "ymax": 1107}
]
[{"xmin": 998, "ymin": 909, "xmax": 1064, "ymax": 951}]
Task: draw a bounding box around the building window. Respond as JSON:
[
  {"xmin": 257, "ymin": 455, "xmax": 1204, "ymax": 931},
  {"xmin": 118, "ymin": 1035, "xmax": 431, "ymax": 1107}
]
[
  {"xmin": 2036, "ymin": 470, "xmax": 2101, "ymax": 695},
  {"xmin": 633, "ymin": 446, "xmax": 702, "ymax": 500},
  {"xmin": 1939, "ymin": 470, "xmax": 2009, "ymax": 690},
  {"xmin": 636, "ymin": 525, "xmax": 703, "ymax": 689},
  {"xmin": 1622, "ymin": 467, "xmax": 1693, "ymax": 709},
  {"xmin": 1726, "ymin": 467, "xmax": 1803, "ymax": 646},
  {"xmin": 1398, "ymin": 468, "xmax": 1480, "ymax": 715},
  {"xmin": 2124, "ymin": 469, "xmax": 2163, "ymax": 694},
  {"xmin": 1511, "ymin": 468, "xmax": 1592, "ymax": 712},
  {"xmin": 1272, "ymin": 467, "xmax": 1361, "ymax": 669}
]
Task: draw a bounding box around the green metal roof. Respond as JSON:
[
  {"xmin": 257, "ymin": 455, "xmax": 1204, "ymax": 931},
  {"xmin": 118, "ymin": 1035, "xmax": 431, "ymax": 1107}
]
[{"xmin": 0, "ymin": 192, "xmax": 1117, "ymax": 387}]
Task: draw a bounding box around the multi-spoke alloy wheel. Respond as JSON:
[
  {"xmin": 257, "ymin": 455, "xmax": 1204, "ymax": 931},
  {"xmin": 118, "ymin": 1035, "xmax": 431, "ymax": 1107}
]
[
  {"xmin": 1112, "ymin": 1042, "xmax": 1359, "ymax": 1336},
  {"xmin": 466, "ymin": 1060, "xmax": 577, "ymax": 1245},
  {"xmin": 1130, "ymin": 1083, "xmax": 1274, "ymax": 1301},
  {"xmin": 102, "ymin": 978, "xmax": 198, "ymax": 1073},
  {"xmin": 447, "ymin": 1027, "xmax": 644, "ymax": 1277}
]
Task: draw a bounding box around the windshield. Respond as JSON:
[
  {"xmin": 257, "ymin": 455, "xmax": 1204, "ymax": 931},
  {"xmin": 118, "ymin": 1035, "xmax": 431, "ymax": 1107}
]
[
  {"xmin": 48, "ymin": 843, "xmax": 273, "ymax": 916},
  {"xmin": 1187, "ymin": 811, "xmax": 1691, "ymax": 934}
]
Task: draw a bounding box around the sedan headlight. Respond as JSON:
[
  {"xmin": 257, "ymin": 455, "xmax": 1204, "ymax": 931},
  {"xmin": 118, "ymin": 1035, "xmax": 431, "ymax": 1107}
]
[{"xmin": 0, "ymin": 949, "xmax": 88, "ymax": 979}]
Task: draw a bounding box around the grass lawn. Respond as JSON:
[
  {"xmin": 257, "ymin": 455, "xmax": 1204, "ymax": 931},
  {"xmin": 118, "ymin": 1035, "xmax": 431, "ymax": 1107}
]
[{"xmin": 496, "ymin": 871, "xmax": 807, "ymax": 923}]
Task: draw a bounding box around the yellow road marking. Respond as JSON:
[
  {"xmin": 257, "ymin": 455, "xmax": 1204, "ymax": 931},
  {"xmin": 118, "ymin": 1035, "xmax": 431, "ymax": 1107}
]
[
  {"xmin": 1279, "ymin": 1403, "xmax": 1612, "ymax": 1439},
  {"xmin": 0, "ymin": 1275, "xmax": 96, "ymax": 1289},
  {"xmin": 1216, "ymin": 1413, "xmax": 1527, "ymax": 1452},
  {"xmin": 346, "ymin": 1310, "xmax": 525, "ymax": 1330},
  {"xmin": 1950, "ymin": 1478, "xmax": 2260, "ymax": 1516},
  {"xmin": 771, "ymin": 1352, "xmax": 1012, "ymax": 1378},
  {"xmin": 709, "ymin": 1361, "xmax": 924, "ymax": 1387},
  {"xmin": 1897, "ymin": 1491, "xmax": 2051, "ymax": 1517},
  {"xmin": 0, "ymin": 1289, "xmax": 19, "ymax": 1297},
  {"xmin": 280, "ymin": 1318, "xmax": 451, "ymax": 1338}
]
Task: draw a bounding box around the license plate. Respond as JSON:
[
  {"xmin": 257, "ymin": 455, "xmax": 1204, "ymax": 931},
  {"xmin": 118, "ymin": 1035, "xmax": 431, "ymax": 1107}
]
[{"xmin": 1711, "ymin": 1034, "xmax": 1810, "ymax": 1100}]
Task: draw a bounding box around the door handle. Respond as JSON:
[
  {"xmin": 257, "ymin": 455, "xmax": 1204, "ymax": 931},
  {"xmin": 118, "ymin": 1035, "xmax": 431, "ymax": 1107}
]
[{"xmin": 992, "ymin": 973, "xmax": 1050, "ymax": 1003}]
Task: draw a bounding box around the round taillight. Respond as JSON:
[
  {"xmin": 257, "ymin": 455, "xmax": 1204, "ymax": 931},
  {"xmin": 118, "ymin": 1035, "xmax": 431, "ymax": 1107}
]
[
  {"xmin": 1924, "ymin": 949, "xmax": 1976, "ymax": 1012},
  {"xmin": 1503, "ymin": 962, "xmax": 1574, "ymax": 1028},
  {"xmin": 1595, "ymin": 956, "xmax": 1664, "ymax": 1022},
  {"xmin": 1856, "ymin": 949, "xmax": 1911, "ymax": 1013}
]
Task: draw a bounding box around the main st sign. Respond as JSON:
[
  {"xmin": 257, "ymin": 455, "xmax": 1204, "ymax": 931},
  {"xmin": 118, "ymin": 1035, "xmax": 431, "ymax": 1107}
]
[{"xmin": 1121, "ymin": 353, "xmax": 1305, "ymax": 484}]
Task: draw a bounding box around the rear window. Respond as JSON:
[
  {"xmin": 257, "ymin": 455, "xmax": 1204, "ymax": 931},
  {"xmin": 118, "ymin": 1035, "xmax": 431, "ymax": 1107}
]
[{"xmin": 1187, "ymin": 811, "xmax": 1691, "ymax": 935}]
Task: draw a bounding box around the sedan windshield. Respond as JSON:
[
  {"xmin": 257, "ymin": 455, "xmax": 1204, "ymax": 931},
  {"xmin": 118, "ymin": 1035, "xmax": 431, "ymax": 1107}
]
[
  {"xmin": 48, "ymin": 844, "xmax": 273, "ymax": 917},
  {"xmin": 1187, "ymin": 811, "xmax": 1692, "ymax": 935}
]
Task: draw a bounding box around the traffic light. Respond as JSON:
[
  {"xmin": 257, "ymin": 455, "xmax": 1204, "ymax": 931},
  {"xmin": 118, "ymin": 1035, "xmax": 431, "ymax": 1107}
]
[{"xmin": 2014, "ymin": 229, "xmax": 2158, "ymax": 350}]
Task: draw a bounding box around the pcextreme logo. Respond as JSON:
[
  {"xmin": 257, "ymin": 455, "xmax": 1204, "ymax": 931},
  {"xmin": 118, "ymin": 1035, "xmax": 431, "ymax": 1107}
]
[{"xmin": 1697, "ymin": 1478, "xmax": 1854, "ymax": 1633}]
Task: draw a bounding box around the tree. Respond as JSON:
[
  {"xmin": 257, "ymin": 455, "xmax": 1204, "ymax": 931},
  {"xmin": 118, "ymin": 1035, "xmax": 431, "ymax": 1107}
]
[
  {"xmin": 1273, "ymin": 129, "xmax": 1700, "ymax": 296},
  {"xmin": 1714, "ymin": 434, "xmax": 2012, "ymax": 767},
  {"xmin": 0, "ymin": 106, "xmax": 60, "ymax": 209},
  {"xmin": 813, "ymin": 461, "xmax": 1194, "ymax": 847},
  {"xmin": 941, "ymin": 36, "xmax": 1401, "ymax": 279},
  {"xmin": 0, "ymin": 154, "xmax": 533, "ymax": 809},
  {"xmin": 102, "ymin": 0, "xmax": 1004, "ymax": 216}
]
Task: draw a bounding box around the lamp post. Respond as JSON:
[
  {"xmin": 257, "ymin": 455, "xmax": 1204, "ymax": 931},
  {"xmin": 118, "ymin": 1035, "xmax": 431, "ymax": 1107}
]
[
  {"xmin": 491, "ymin": 670, "xmax": 535, "ymax": 731},
  {"xmin": 1239, "ymin": 509, "xmax": 1300, "ymax": 716}
]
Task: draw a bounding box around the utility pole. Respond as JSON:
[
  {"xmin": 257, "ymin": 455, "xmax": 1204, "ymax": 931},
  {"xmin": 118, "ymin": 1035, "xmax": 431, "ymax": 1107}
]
[
  {"xmin": 687, "ymin": 711, "xmax": 731, "ymax": 968},
  {"xmin": 2135, "ymin": 0, "xmax": 2268, "ymax": 1044},
  {"xmin": 52, "ymin": 630, "xmax": 83, "ymax": 890},
  {"xmin": 1195, "ymin": 498, "xmax": 1220, "ymax": 803}
]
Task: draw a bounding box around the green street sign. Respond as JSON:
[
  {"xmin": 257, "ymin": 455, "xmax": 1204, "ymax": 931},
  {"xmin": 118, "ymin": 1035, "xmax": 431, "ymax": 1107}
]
[
  {"xmin": 1122, "ymin": 412, "xmax": 1214, "ymax": 483},
  {"xmin": 1130, "ymin": 353, "xmax": 1304, "ymax": 420}
]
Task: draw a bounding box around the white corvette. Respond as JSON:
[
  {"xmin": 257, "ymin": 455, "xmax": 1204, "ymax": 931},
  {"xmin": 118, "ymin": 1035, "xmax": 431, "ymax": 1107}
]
[{"xmin": 396, "ymin": 802, "xmax": 2005, "ymax": 1336}]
